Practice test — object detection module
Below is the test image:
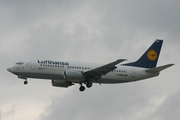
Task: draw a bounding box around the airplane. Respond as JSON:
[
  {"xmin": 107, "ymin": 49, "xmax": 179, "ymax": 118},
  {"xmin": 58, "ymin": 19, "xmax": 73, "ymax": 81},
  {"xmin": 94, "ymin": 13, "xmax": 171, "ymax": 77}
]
[{"xmin": 7, "ymin": 40, "xmax": 174, "ymax": 92}]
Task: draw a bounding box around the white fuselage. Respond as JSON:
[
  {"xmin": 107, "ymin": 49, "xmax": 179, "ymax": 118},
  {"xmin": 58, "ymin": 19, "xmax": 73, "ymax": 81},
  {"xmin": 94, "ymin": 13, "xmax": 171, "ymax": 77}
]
[{"xmin": 9, "ymin": 60, "xmax": 159, "ymax": 84}]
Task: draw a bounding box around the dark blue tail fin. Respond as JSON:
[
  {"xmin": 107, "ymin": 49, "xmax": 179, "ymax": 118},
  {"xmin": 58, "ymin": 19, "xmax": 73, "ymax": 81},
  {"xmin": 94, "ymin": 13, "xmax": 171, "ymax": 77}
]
[{"xmin": 124, "ymin": 39, "xmax": 163, "ymax": 68}]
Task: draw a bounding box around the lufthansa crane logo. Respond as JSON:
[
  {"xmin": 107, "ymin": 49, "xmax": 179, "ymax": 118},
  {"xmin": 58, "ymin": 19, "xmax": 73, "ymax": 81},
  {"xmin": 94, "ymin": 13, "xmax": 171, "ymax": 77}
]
[{"xmin": 147, "ymin": 50, "xmax": 158, "ymax": 61}]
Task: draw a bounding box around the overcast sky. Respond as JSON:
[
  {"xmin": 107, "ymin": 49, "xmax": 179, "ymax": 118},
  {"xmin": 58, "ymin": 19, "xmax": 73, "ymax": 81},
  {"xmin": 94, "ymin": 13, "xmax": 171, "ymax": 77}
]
[{"xmin": 0, "ymin": 0, "xmax": 179, "ymax": 120}]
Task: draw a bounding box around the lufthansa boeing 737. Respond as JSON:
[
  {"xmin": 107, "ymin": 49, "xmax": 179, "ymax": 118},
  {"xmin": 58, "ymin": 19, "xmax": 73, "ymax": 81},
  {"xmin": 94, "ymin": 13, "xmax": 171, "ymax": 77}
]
[{"xmin": 7, "ymin": 40, "xmax": 174, "ymax": 91}]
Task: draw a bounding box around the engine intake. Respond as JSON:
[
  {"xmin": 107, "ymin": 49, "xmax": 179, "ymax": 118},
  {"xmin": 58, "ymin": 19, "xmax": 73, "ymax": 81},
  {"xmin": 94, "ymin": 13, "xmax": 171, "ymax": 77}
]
[
  {"xmin": 52, "ymin": 79, "xmax": 74, "ymax": 88},
  {"xmin": 64, "ymin": 70, "xmax": 84, "ymax": 82}
]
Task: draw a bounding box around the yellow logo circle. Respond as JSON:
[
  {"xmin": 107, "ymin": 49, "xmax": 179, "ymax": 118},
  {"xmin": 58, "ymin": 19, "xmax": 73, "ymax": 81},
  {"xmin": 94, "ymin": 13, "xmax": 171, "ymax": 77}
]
[{"xmin": 147, "ymin": 50, "xmax": 158, "ymax": 61}]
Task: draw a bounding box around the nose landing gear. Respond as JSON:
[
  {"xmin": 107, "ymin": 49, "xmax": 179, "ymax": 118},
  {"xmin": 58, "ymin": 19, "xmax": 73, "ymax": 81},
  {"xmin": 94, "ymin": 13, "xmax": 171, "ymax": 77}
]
[
  {"xmin": 24, "ymin": 80, "xmax": 28, "ymax": 85},
  {"xmin": 18, "ymin": 75, "xmax": 28, "ymax": 85}
]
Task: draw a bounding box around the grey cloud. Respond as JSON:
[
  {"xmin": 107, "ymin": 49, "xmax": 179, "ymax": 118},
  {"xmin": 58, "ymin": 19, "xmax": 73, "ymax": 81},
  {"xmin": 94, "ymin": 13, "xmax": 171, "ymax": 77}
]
[
  {"xmin": 40, "ymin": 84, "xmax": 163, "ymax": 120},
  {"xmin": 0, "ymin": 0, "xmax": 82, "ymax": 26},
  {"xmin": 0, "ymin": 0, "xmax": 179, "ymax": 120},
  {"xmin": 23, "ymin": 23, "xmax": 108, "ymax": 60},
  {"xmin": 95, "ymin": 0, "xmax": 180, "ymax": 43},
  {"xmin": 2, "ymin": 0, "xmax": 179, "ymax": 60},
  {"xmin": 124, "ymin": 1, "xmax": 179, "ymax": 30},
  {"xmin": 151, "ymin": 90, "xmax": 180, "ymax": 120},
  {"xmin": 4, "ymin": 105, "xmax": 16, "ymax": 116}
]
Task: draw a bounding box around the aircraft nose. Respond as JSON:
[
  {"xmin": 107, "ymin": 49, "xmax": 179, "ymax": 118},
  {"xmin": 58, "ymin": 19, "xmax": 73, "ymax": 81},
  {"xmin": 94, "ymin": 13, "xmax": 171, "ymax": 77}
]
[{"xmin": 7, "ymin": 66, "xmax": 14, "ymax": 73}]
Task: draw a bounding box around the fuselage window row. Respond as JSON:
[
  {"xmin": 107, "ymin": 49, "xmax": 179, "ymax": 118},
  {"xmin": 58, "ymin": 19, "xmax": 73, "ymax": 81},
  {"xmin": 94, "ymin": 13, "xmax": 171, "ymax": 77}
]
[
  {"xmin": 113, "ymin": 70, "xmax": 126, "ymax": 73},
  {"xmin": 40, "ymin": 64, "xmax": 126, "ymax": 73},
  {"xmin": 40, "ymin": 64, "xmax": 64, "ymax": 68},
  {"xmin": 68, "ymin": 66, "xmax": 92, "ymax": 70},
  {"xmin": 40, "ymin": 64, "xmax": 93, "ymax": 70}
]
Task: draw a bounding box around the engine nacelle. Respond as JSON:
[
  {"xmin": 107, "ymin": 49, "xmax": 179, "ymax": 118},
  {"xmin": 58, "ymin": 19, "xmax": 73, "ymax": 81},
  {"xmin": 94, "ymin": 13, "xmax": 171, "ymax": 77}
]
[
  {"xmin": 64, "ymin": 70, "xmax": 84, "ymax": 82},
  {"xmin": 52, "ymin": 79, "xmax": 74, "ymax": 88}
]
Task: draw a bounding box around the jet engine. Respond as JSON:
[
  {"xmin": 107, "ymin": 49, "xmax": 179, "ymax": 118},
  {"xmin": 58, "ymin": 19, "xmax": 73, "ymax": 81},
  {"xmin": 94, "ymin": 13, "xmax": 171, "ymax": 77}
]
[
  {"xmin": 52, "ymin": 79, "xmax": 74, "ymax": 88},
  {"xmin": 64, "ymin": 70, "xmax": 85, "ymax": 82}
]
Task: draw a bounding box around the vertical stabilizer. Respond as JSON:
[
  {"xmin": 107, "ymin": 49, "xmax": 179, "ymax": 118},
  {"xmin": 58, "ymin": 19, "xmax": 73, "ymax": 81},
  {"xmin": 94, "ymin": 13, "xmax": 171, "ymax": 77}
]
[{"xmin": 124, "ymin": 39, "xmax": 163, "ymax": 68}]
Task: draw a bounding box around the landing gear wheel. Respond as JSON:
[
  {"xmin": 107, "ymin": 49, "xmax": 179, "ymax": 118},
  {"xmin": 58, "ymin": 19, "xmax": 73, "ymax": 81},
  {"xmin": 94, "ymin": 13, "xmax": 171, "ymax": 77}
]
[
  {"xmin": 79, "ymin": 86, "xmax": 85, "ymax": 92},
  {"xmin": 86, "ymin": 82, "xmax": 92, "ymax": 88},
  {"xmin": 24, "ymin": 80, "xmax": 28, "ymax": 85}
]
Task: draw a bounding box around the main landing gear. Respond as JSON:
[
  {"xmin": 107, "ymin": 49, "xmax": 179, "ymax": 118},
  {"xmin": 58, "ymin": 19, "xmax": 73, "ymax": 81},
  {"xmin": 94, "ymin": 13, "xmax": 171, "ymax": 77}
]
[
  {"xmin": 79, "ymin": 82, "xmax": 93, "ymax": 92},
  {"xmin": 86, "ymin": 82, "xmax": 92, "ymax": 88},
  {"xmin": 79, "ymin": 85, "xmax": 85, "ymax": 92}
]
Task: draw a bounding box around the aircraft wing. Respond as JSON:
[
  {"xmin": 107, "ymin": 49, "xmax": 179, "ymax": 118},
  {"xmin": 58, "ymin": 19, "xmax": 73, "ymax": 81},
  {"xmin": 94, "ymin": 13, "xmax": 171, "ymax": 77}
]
[{"xmin": 83, "ymin": 59, "xmax": 127, "ymax": 79}]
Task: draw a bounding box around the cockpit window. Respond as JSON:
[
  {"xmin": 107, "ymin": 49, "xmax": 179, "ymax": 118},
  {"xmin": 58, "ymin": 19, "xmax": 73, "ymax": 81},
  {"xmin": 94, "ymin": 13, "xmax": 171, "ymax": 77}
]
[{"xmin": 15, "ymin": 62, "xmax": 24, "ymax": 65}]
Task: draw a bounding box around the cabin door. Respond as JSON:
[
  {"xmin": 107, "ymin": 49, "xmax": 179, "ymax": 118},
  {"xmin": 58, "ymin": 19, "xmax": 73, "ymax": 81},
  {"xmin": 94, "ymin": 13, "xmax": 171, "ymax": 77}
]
[
  {"xmin": 31, "ymin": 61, "xmax": 36, "ymax": 70},
  {"xmin": 131, "ymin": 68, "xmax": 136, "ymax": 78}
]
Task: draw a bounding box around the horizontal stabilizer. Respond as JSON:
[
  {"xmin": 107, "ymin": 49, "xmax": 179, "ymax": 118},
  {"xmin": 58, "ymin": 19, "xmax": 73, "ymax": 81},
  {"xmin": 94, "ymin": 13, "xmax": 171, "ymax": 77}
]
[{"xmin": 146, "ymin": 64, "xmax": 174, "ymax": 73}]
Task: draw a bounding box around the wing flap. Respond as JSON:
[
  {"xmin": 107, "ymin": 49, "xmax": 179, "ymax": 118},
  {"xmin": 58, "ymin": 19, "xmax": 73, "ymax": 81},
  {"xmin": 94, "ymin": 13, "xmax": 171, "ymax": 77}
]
[{"xmin": 146, "ymin": 64, "xmax": 174, "ymax": 73}]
